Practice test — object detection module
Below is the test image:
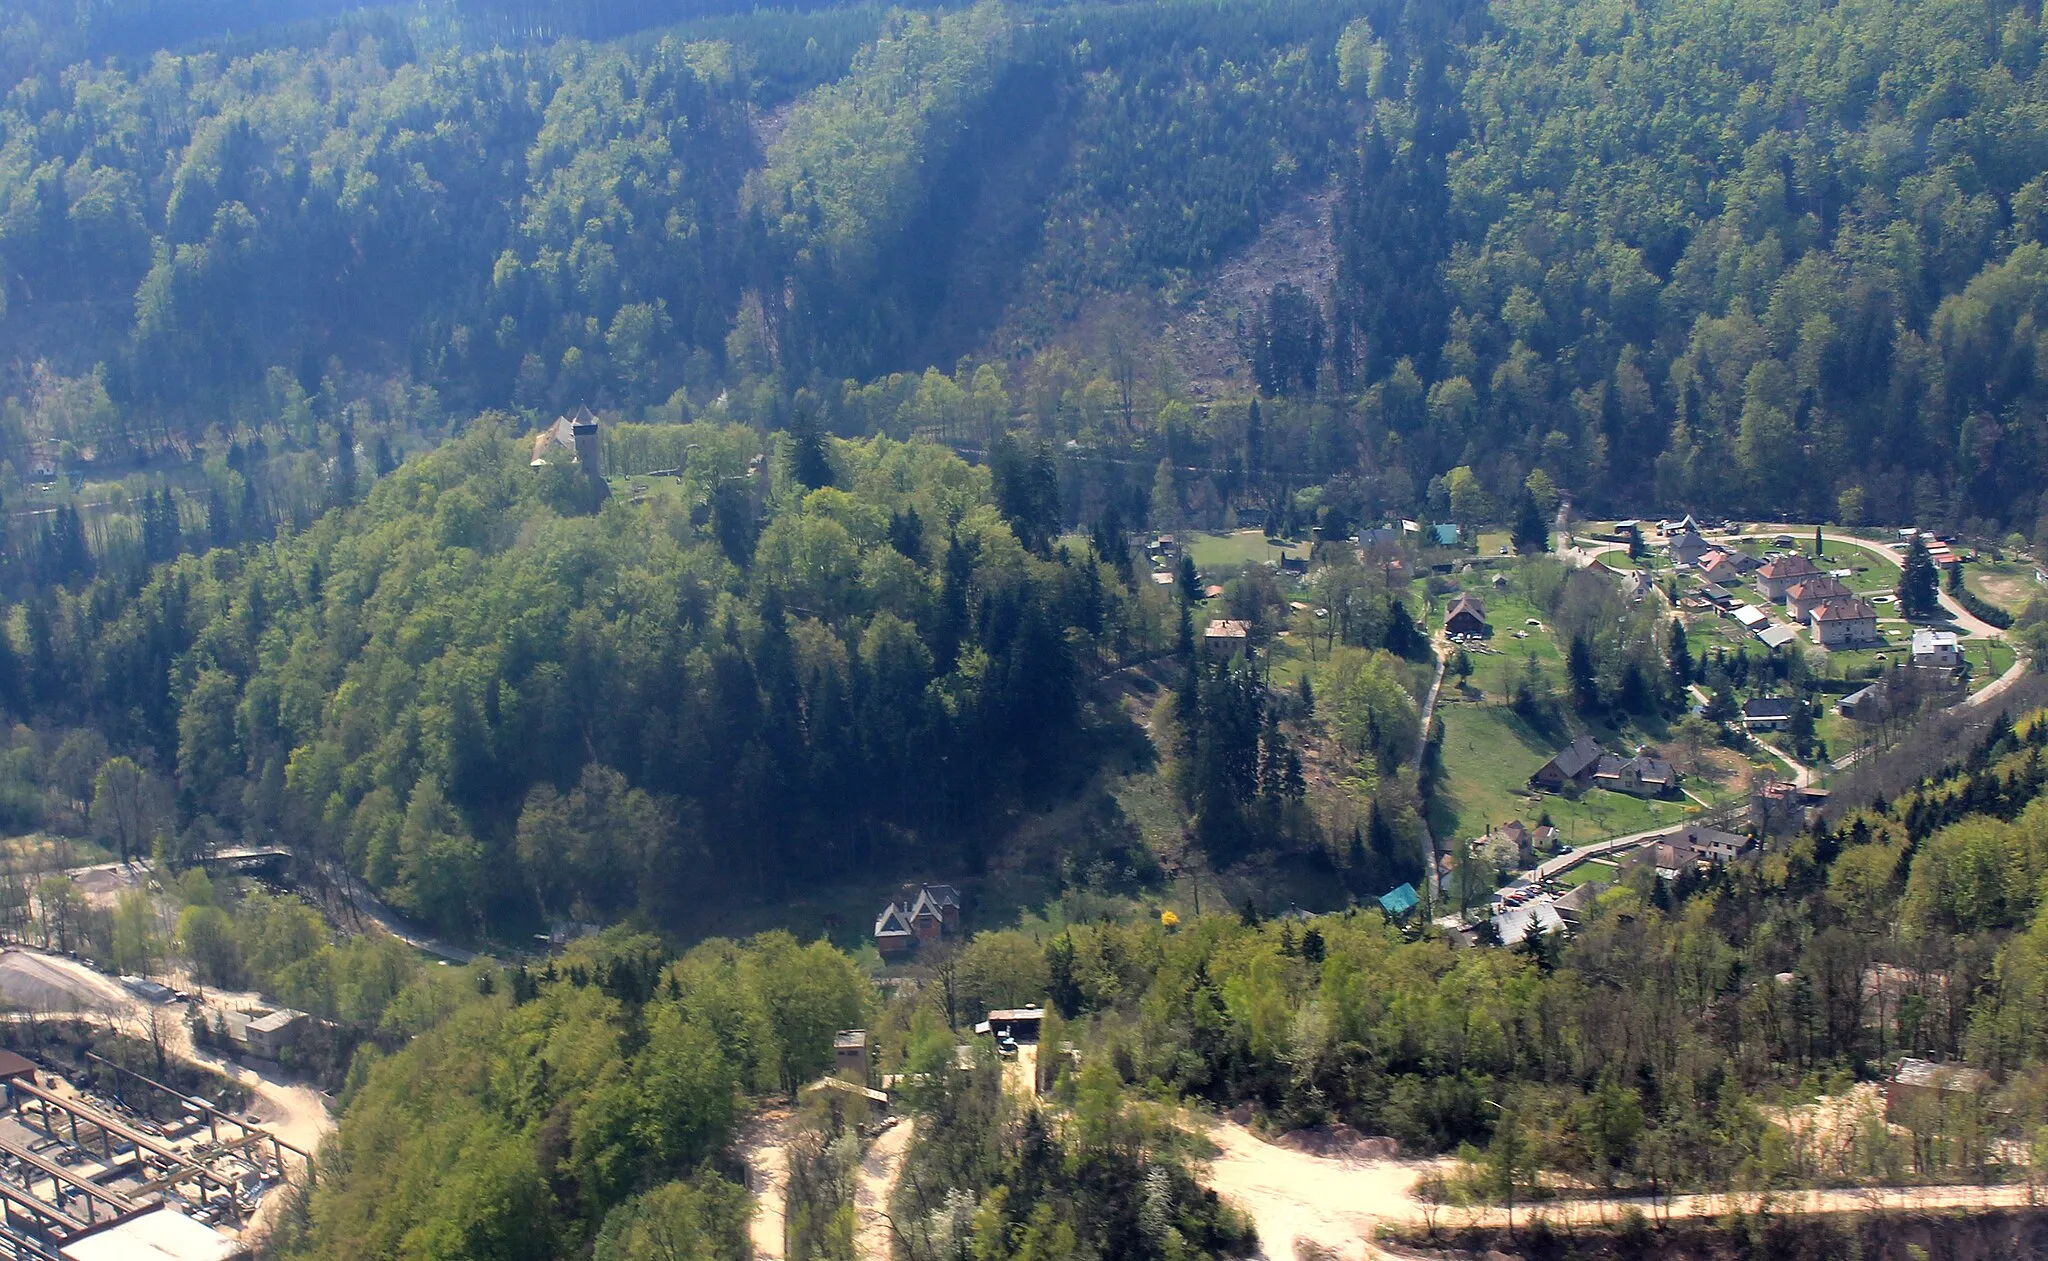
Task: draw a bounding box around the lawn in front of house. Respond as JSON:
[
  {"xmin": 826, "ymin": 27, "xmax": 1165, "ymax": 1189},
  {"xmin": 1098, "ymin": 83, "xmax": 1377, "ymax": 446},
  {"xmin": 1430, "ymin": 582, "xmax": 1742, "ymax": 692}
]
[
  {"xmin": 1184, "ymin": 530, "xmax": 1309, "ymax": 573},
  {"xmin": 1431, "ymin": 702, "xmax": 1684, "ymax": 846},
  {"xmin": 1966, "ymin": 637, "xmax": 2018, "ymax": 688},
  {"xmin": 1557, "ymin": 858, "xmax": 1620, "ymax": 888}
]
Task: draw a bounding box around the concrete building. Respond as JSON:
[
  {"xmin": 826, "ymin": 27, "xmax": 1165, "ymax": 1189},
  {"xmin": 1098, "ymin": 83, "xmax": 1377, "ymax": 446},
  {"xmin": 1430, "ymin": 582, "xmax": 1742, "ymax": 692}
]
[
  {"xmin": 244, "ymin": 1010, "xmax": 306, "ymax": 1059},
  {"xmin": 1912, "ymin": 628, "xmax": 1962, "ymax": 668},
  {"xmin": 1884, "ymin": 1058, "xmax": 1990, "ymax": 1124},
  {"xmin": 1785, "ymin": 576, "xmax": 1852, "ymax": 622},
  {"xmin": 1203, "ymin": 619, "xmax": 1251, "ymax": 656},
  {"xmin": 834, "ymin": 1030, "xmax": 870, "ymax": 1084}
]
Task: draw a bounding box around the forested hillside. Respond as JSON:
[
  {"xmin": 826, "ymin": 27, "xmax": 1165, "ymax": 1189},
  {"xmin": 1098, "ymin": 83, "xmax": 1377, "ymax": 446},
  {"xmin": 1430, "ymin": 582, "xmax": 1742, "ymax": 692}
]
[
  {"xmin": 13, "ymin": 0, "xmax": 2048, "ymax": 540},
  {"xmin": 251, "ymin": 700, "xmax": 2048, "ymax": 1261},
  {"xmin": 5, "ymin": 420, "xmax": 1158, "ymax": 936}
]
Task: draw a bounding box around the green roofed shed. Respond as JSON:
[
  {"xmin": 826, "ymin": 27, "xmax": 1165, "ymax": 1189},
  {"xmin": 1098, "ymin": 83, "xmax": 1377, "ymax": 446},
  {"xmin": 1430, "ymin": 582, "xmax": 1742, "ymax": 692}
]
[{"xmin": 1378, "ymin": 883, "xmax": 1419, "ymax": 917}]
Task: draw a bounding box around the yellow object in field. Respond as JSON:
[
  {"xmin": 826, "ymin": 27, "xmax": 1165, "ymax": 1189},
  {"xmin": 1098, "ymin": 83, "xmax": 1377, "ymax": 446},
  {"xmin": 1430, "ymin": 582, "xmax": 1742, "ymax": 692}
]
[{"xmin": 1161, "ymin": 909, "xmax": 1181, "ymax": 930}]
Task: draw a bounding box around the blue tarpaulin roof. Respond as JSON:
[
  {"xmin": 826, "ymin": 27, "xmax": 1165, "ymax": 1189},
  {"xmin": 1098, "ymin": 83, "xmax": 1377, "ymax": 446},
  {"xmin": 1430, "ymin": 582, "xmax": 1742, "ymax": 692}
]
[{"xmin": 1378, "ymin": 883, "xmax": 1419, "ymax": 915}]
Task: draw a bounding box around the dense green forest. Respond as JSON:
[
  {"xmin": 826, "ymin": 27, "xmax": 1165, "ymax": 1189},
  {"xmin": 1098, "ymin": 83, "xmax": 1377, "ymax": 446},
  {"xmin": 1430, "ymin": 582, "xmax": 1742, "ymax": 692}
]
[
  {"xmin": 247, "ymin": 699, "xmax": 2048, "ymax": 1261},
  {"xmin": 0, "ymin": 419, "xmax": 1163, "ymax": 935},
  {"xmin": 13, "ymin": 0, "xmax": 2048, "ymax": 546}
]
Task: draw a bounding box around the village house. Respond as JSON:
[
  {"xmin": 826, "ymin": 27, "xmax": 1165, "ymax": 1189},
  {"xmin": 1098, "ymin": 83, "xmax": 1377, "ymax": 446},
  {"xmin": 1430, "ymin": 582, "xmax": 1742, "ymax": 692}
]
[
  {"xmin": 1697, "ymin": 550, "xmax": 1746, "ymax": 586},
  {"xmin": 1912, "ymin": 627, "xmax": 1963, "ymax": 668},
  {"xmin": 1809, "ymin": 595, "xmax": 1881, "ymax": 647},
  {"xmin": 1204, "ymin": 619, "xmax": 1251, "ymax": 656},
  {"xmin": 1756, "ymin": 554, "xmax": 1822, "ymax": 600},
  {"xmin": 1529, "ymin": 734, "xmax": 1605, "ymax": 792},
  {"xmin": 1623, "ymin": 570, "xmax": 1653, "ymax": 602},
  {"xmin": 1445, "ymin": 594, "xmax": 1489, "ymax": 637},
  {"xmin": 1637, "ymin": 825, "xmax": 1757, "ymax": 879},
  {"xmin": 1740, "ymin": 696, "xmax": 1798, "ymax": 731},
  {"xmin": 1492, "ymin": 899, "xmax": 1565, "ymax": 947},
  {"xmin": 1668, "ymin": 529, "xmax": 1716, "ymax": 567},
  {"xmin": 1784, "ymin": 575, "xmax": 1853, "ymax": 622},
  {"xmin": 1837, "ymin": 682, "xmax": 1881, "ymax": 719},
  {"xmin": 1592, "ymin": 752, "xmax": 1680, "ymax": 799},
  {"xmin": 1378, "ymin": 882, "xmax": 1419, "ymax": 919},
  {"xmin": 874, "ymin": 884, "xmax": 963, "ymax": 957}
]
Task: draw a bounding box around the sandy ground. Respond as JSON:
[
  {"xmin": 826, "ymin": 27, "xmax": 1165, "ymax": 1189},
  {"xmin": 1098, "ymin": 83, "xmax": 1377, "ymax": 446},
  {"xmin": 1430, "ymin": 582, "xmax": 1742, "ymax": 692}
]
[
  {"xmin": 741, "ymin": 1108, "xmax": 793, "ymax": 1261},
  {"xmin": 856, "ymin": 1119, "xmax": 915, "ymax": 1261},
  {"xmin": 1197, "ymin": 1117, "xmax": 2048, "ymax": 1257},
  {"xmin": 1199, "ymin": 1119, "xmax": 1441, "ymax": 1261},
  {"xmin": 1000, "ymin": 1042, "xmax": 1038, "ymax": 1102},
  {"xmin": 0, "ymin": 949, "xmax": 130, "ymax": 1012}
]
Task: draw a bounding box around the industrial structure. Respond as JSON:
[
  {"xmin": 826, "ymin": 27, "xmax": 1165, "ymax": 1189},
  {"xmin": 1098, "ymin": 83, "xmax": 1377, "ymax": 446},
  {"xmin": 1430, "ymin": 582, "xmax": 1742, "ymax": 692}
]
[{"xmin": 0, "ymin": 1050, "xmax": 310, "ymax": 1261}]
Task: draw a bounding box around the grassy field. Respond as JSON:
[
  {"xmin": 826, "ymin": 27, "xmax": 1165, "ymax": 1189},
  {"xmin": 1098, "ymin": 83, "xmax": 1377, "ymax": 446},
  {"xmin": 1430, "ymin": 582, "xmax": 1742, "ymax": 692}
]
[
  {"xmin": 1964, "ymin": 559, "xmax": 2039, "ymax": 612},
  {"xmin": 1431, "ymin": 703, "xmax": 1684, "ymax": 846},
  {"xmin": 1185, "ymin": 530, "xmax": 1309, "ymax": 572},
  {"xmin": 1557, "ymin": 858, "xmax": 1620, "ymax": 888},
  {"xmin": 1968, "ymin": 637, "xmax": 2019, "ymax": 686}
]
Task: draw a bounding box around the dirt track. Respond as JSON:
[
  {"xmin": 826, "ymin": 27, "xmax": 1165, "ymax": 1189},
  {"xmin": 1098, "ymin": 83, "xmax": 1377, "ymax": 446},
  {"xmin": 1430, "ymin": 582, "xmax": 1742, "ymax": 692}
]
[
  {"xmin": 856, "ymin": 1119, "xmax": 914, "ymax": 1261},
  {"xmin": 1197, "ymin": 1119, "xmax": 2046, "ymax": 1260},
  {"xmin": 740, "ymin": 1108, "xmax": 793, "ymax": 1261}
]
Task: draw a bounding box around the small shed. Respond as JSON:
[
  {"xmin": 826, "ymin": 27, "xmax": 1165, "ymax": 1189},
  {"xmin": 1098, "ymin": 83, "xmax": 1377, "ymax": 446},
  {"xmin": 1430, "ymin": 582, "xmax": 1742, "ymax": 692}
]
[
  {"xmin": 246, "ymin": 1009, "xmax": 307, "ymax": 1059},
  {"xmin": 1884, "ymin": 1058, "xmax": 1991, "ymax": 1124},
  {"xmin": 834, "ymin": 1030, "xmax": 870, "ymax": 1084},
  {"xmin": 1377, "ymin": 883, "xmax": 1419, "ymax": 918},
  {"xmin": 984, "ymin": 1007, "xmax": 1046, "ymax": 1044}
]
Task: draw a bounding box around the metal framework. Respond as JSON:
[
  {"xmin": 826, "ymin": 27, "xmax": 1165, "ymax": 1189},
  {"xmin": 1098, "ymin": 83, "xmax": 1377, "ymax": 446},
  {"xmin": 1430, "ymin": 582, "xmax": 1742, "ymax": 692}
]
[
  {"xmin": 8, "ymin": 1080, "xmax": 242, "ymax": 1212},
  {"xmin": 80, "ymin": 1054, "xmax": 310, "ymax": 1181}
]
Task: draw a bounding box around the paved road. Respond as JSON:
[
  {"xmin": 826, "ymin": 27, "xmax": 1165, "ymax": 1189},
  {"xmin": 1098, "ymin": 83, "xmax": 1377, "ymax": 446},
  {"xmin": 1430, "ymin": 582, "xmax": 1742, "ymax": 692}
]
[
  {"xmin": 1411, "ymin": 636, "xmax": 1450, "ymax": 902},
  {"xmin": 316, "ymin": 861, "xmax": 475, "ymax": 964}
]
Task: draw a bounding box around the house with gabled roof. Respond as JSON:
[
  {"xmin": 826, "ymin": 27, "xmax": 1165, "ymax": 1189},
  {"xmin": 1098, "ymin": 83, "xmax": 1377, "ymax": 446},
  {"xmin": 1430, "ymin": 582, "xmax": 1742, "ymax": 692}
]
[
  {"xmin": 1757, "ymin": 554, "xmax": 1822, "ymax": 600},
  {"xmin": 878, "ymin": 884, "xmax": 964, "ymax": 956},
  {"xmin": 1445, "ymin": 594, "xmax": 1488, "ymax": 637},
  {"xmin": 1697, "ymin": 550, "xmax": 1746, "ymax": 587},
  {"xmin": 1530, "ymin": 735, "xmax": 1605, "ymax": 792},
  {"xmin": 1592, "ymin": 752, "xmax": 1679, "ymax": 799},
  {"xmin": 1785, "ymin": 575, "xmax": 1853, "ymax": 621},
  {"xmin": 1810, "ymin": 596, "xmax": 1880, "ymax": 647},
  {"xmin": 874, "ymin": 903, "xmax": 915, "ymax": 957},
  {"xmin": 1668, "ymin": 530, "xmax": 1715, "ymax": 567}
]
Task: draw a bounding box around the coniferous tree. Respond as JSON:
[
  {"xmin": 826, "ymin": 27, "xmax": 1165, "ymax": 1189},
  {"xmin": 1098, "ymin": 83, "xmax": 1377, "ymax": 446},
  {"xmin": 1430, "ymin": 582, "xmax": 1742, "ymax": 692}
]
[{"xmin": 1899, "ymin": 535, "xmax": 1939, "ymax": 618}]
